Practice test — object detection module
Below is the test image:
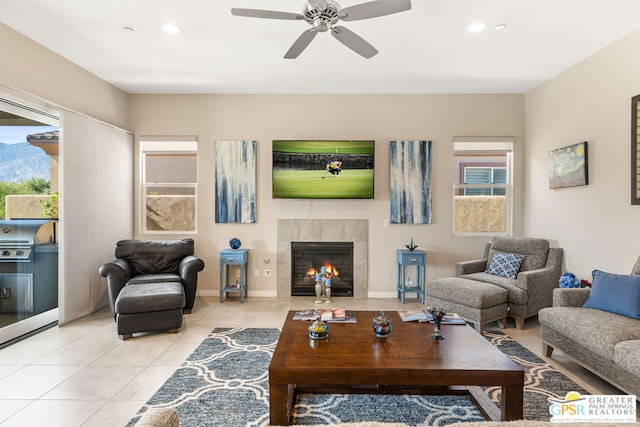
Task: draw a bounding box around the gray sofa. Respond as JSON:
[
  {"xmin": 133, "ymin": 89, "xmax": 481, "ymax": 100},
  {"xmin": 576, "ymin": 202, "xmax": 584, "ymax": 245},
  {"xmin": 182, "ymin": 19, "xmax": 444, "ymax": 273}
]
[{"xmin": 539, "ymin": 262, "xmax": 640, "ymax": 398}]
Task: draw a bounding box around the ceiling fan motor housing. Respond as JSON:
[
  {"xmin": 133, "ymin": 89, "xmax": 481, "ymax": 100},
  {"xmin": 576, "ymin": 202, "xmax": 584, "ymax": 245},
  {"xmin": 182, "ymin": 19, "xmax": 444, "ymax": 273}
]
[{"xmin": 303, "ymin": 0, "xmax": 341, "ymax": 32}]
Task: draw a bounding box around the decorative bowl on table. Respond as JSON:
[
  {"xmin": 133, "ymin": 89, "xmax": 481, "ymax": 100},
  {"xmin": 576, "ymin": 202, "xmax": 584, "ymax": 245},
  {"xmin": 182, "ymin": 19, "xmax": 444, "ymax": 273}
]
[
  {"xmin": 372, "ymin": 311, "xmax": 392, "ymax": 338},
  {"xmin": 308, "ymin": 317, "xmax": 329, "ymax": 340}
]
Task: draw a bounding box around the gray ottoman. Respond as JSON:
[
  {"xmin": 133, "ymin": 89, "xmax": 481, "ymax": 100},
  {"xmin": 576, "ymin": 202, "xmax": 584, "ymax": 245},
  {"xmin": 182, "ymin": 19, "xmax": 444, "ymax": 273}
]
[
  {"xmin": 425, "ymin": 277, "xmax": 508, "ymax": 332},
  {"xmin": 114, "ymin": 282, "xmax": 185, "ymax": 340}
]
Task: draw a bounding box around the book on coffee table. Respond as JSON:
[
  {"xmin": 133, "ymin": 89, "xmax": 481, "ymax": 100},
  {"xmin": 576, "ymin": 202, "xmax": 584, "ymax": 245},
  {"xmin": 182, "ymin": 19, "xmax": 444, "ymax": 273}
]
[
  {"xmin": 325, "ymin": 308, "xmax": 357, "ymax": 323},
  {"xmin": 291, "ymin": 309, "xmax": 318, "ymax": 320},
  {"xmin": 398, "ymin": 309, "xmax": 429, "ymax": 322},
  {"xmin": 292, "ymin": 308, "xmax": 357, "ymax": 323}
]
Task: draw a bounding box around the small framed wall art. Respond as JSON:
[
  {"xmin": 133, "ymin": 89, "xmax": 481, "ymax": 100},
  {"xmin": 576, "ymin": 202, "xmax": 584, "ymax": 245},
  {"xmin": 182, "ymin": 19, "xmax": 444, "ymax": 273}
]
[
  {"xmin": 548, "ymin": 141, "xmax": 588, "ymax": 189},
  {"xmin": 631, "ymin": 94, "xmax": 640, "ymax": 204}
]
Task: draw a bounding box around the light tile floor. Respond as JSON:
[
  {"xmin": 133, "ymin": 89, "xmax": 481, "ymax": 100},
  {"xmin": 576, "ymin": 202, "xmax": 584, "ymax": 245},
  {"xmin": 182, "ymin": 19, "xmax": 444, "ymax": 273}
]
[{"xmin": 0, "ymin": 296, "xmax": 627, "ymax": 426}]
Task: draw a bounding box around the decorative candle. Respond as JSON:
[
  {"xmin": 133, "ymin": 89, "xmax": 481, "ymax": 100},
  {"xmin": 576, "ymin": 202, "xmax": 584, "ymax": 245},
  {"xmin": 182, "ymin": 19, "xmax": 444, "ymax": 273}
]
[
  {"xmin": 315, "ymin": 273, "xmax": 321, "ymax": 281},
  {"xmin": 321, "ymin": 266, "xmax": 326, "ymax": 274},
  {"xmin": 325, "ymin": 279, "xmax": 331, "ymax": 287}
]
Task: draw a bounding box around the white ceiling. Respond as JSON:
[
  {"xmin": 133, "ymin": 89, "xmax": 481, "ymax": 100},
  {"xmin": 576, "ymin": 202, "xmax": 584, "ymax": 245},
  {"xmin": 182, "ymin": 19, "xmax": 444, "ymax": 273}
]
[{"xmin": 3, "ymin": 0, "xmax": 640, "ymax": 94}]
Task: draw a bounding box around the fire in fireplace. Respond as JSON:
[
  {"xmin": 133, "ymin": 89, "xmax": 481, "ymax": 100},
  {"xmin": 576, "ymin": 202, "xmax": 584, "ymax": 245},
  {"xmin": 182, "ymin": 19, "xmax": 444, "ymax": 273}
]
[
  {"xmin": 305, "ymin": 262, "xmax": 339, "ymax": 278},
  {"xmin": 291, "ymin": 242, "xmax": 354, "ymax": 297}
]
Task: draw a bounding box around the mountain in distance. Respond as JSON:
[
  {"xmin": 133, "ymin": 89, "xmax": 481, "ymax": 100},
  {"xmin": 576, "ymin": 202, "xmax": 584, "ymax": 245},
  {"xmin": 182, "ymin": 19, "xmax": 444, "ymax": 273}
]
[{"xmin": 0, "ymin": 142, "xmax": 50, "ymax": 182}]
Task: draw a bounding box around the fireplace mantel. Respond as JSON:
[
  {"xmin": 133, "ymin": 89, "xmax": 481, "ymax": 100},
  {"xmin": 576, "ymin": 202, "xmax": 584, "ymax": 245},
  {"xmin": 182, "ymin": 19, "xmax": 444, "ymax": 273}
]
[{"xmin": 277, "ymin": 219, "xmax": 368, "ymax": 297}]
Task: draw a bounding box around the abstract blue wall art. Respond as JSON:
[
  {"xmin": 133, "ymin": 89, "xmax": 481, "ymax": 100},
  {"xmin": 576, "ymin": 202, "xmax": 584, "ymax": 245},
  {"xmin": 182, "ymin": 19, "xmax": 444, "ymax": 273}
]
[
  {"xmin": 215, "ymin": 140, "xmax": 256, "ymax": 223},
  {"xmin": 390, "ymin": 140, "xmax": 432, "ymax": 224}
]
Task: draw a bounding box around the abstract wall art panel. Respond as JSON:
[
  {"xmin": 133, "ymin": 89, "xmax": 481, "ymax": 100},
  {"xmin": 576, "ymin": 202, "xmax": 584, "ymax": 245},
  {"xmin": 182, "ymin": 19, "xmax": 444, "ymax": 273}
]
[
  {"xmin": 390, "ymin": 140, "xmax": 433, "ymax": 224},
  {"xmin": 215, "ymin": 140, "xmax": 256, "ymax": 223}
]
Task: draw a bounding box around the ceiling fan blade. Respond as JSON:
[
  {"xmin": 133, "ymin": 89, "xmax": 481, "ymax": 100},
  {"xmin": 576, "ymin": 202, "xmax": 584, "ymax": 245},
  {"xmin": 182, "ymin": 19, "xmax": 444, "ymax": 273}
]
[
  {"xmin": 340, "ymin": 0, "xmax": 411, "ymax": 21},
  {"xmin": 231, "ymin": 8, "xmax": 305, "ymax": 20},
  {"xmin": 308, "ymin": 0, "xmax": 328, "ymax": 8},
  {"xmin": 284, "ymin": 29, "xmax": 318, "ymax": 59},
  {"xmin": 331, "ymin": 26, "xmax": 378, "ymax": 58}
]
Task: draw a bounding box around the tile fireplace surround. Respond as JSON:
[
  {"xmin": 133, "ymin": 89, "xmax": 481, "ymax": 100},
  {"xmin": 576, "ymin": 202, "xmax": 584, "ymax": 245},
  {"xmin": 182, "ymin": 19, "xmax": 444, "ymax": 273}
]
[{"xmin": 277, "ymin": 219, "xmax": 368, "ymax": 297}]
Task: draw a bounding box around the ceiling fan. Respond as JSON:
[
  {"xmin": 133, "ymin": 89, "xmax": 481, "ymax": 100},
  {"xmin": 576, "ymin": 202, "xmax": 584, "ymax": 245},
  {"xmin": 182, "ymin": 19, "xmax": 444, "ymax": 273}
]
[{"xmin": 231, "ymin": 0, "xmax": 412, "ymax": 59}]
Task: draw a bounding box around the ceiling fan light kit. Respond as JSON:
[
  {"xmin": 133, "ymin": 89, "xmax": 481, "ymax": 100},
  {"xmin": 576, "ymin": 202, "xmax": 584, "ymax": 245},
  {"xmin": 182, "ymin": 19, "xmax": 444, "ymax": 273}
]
[{"xmin": 231, "ymin": 0, "xmax": 412, "ymax": 59}]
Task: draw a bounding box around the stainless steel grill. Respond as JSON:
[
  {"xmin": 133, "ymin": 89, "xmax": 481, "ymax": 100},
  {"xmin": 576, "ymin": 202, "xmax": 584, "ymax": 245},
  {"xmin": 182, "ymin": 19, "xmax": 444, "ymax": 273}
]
[
  {"xmin": 0, "ymin": 220, "xmax": 48, "ymax": 262},
  {"xmin": 0, "ymin": 219, "xmax": 56, "ymax": 314}
]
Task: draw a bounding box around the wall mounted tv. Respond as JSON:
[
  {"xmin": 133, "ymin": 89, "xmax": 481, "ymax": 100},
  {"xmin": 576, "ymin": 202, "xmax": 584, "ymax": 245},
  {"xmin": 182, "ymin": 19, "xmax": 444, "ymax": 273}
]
[{"xmin": 272, "ymin": 140, "xmax": 375, "ymax": 199}]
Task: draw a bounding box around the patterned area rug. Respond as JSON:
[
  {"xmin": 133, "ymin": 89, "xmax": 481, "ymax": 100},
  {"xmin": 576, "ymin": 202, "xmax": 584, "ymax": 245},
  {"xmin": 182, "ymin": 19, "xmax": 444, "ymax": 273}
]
[{"xmin": 127, "ymin": 328, "xmax": 588, "ymax": 426}]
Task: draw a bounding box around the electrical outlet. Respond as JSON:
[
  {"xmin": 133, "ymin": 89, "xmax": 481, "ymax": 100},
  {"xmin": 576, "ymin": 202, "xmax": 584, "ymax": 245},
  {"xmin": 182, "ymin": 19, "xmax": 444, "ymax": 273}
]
[
  {"xmin": 254, "ymin": 269, "xmax": 261, "ymax": 278},
  {"xmin": 263, "ymin": 269, "xmax": 272, "ymax": 278},
  {"xmin": 236, "ymin": 269, "xmax": 241, "ymax": 278}
]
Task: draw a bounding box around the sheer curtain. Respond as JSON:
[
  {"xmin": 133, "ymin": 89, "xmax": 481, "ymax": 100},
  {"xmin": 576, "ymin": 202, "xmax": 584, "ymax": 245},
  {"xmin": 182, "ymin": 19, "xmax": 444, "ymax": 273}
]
[{"xmin": 59, "ymin": 110, "xmax": 133, "ymax": 324}]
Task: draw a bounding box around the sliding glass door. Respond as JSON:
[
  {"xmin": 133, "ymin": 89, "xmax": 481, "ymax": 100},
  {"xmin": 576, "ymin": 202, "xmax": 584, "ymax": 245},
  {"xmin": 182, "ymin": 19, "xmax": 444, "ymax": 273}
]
[{"xmin": 0, "ymin": 97, "xmax": 59, "ymax": 346}]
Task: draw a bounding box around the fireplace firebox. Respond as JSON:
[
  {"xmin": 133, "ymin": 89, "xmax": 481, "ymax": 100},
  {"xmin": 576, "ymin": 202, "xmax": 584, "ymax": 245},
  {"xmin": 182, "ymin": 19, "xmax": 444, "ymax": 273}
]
[{"xmin": 291, "ymin": 242, "xmax": 354, "ymax": 297}]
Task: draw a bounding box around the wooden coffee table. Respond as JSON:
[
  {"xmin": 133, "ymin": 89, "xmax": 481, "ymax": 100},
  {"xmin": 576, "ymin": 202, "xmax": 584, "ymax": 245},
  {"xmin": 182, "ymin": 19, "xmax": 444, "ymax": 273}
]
[{"xmin": 269, "ymin": 310, "xmax": 524, "ymax": 426}]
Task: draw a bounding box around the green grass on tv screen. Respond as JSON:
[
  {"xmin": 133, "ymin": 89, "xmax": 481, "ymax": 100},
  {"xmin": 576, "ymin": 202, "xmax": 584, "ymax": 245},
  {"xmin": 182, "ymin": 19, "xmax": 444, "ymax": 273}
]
[{"xmin": 273, "ymin": 169, "xmax": 374, "ymax": 199}]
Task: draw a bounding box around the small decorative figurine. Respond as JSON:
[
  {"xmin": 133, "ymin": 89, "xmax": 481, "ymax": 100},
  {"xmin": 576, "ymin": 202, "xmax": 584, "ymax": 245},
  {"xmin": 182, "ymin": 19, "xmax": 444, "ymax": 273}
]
[
  {"xmin": 426, "ymin": 307, "xmax": 447, "ymax": 340},
  {"xmin": 314, "ymin": 265, "xmax": 332, "ymax": 304},
  {"xmin": 404, "ymin": 277, "xmax": 415, "ymax": 290},
  {"xmin": 405, "ymin": 237, "xmax": 418, "ymax": 251},
  {"xmin": 229, "ymin": 237, "xmax": 242, "ymax": 250},
  {"xmin": 372, "ymin": 311, "xmax": 392, "ymax": 338},
  {"xmin": 559, "ymin": 272, "xmax": 580, "ymax": 288},
  {"xmin": 308, "ymin": 316, "xmax": 329, "ymax": 340}
]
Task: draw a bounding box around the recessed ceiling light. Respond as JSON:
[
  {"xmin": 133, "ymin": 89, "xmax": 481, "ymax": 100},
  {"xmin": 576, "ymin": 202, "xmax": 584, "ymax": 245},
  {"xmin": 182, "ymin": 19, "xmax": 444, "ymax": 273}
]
[
  {"xmin": 467, "ymin": 22, "xmax": 488, "ymax": 33},
  {"xmin": 494, "ymin": 24, "xmax": 507, "ymax": 31},
  {"xmin": 162, "ymin": 23, "xmax": 183, "ymax": 34}
]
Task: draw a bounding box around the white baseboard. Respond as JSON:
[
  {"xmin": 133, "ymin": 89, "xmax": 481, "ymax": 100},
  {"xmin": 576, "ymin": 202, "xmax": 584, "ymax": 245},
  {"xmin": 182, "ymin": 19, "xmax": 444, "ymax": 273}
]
[
  {"xmin": 197, "ymin": 290, "xmax": 396, "ymax": 299},
  {"xmin": 367, "ymin": 291, "xmax": 398, "ymax": 299},
  {"xmin": 197, "ymin": 289, "xmax": 278, "ymax": 297}
]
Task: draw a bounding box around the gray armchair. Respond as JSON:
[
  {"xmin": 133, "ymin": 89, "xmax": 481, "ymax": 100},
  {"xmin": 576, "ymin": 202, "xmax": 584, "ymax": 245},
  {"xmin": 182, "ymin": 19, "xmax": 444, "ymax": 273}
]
[
  {"xmin": 99, "ymin": 238, "xmax": 205, "ymax": 339},
  {"xmin": 426, "ymin": 236, "xmax": 563, "ymax": 331},
  {"xmin": 455, "ymin": 236, "xmax": 563, "ymax": 329}
]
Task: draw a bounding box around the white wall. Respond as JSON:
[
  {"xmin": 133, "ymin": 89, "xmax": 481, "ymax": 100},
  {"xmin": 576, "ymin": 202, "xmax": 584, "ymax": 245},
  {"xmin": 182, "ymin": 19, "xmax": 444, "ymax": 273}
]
[
  {"xmin": 525, "ymin": 28, "xmax": 640, "ymax": 280},
  {"xmin": 0, "ymin": 23, "xmax": 128, "ymax": 129},
  {"xmin": 128, "ymin": 94, "xmax": 525, "ymax": 297},
  {"xmin": 1, "ymin": 21, "xmax": 529, "ymax": 302}
]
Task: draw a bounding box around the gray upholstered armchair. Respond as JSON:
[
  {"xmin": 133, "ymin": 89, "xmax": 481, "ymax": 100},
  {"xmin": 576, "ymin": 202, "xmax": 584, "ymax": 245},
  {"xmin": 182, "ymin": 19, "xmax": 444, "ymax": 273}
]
[
  {"xmin": 426, "ymin": 236, "xmax": 563, "ymax": 331},
  {"xmin": 455, "ymin": 236, "xmax": 563, "ymax": 329},
  {"xmin": 99, "ymin": 238, "xmax": 205, "ymax": 339}
]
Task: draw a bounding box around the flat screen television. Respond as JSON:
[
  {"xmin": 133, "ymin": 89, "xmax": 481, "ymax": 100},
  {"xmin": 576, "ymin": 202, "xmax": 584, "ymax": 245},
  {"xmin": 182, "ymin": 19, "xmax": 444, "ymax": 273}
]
[{"xmin": 272, "ymin": 140, "xmax": 375, "ymax": 199}]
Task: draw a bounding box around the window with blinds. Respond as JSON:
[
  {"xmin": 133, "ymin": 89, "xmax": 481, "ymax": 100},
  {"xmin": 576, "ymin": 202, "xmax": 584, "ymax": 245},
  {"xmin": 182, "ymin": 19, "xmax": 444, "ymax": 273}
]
[
  {"xmin": 453, "ymin": 137, "xmax": 513, "ymax": 234},
  {"xmin": 463, "ymin": 166, "xmax": 507, "ymax": 196}
]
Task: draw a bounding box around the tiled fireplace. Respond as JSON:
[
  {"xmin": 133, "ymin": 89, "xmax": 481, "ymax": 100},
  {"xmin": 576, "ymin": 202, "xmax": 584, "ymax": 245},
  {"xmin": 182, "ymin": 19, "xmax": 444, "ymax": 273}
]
[
  {"xmin": 291, "ymin": 241, "xmax": 354, "ymax": 296},
  {"xmin": 277, "ymin": 219, "xmax": 368, "ymax": 297}
]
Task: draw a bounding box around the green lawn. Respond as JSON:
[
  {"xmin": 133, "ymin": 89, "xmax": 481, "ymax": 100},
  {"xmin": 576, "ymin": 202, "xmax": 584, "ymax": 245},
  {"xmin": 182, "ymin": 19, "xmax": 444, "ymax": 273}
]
[{"xmin": 273, "ymin": 169, "xmax": 374, "ymax": 199}]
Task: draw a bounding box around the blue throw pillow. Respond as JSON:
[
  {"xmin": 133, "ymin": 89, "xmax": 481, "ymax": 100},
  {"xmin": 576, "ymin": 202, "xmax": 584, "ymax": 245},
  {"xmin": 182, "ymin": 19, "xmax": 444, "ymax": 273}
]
[
  {"xmin": 486, "ymin": 253, "xmax": 524, "ymax": 279},
  {"xmin": 583, "ymin": 270, "xmax": 640, "ymax": 319}
]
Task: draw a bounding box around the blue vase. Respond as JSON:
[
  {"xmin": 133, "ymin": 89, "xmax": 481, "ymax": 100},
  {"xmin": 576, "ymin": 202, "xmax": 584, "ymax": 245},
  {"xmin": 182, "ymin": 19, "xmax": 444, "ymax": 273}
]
[{"xmin": 229, "ymin": 238, "xmax": 241, "ymax": 250}]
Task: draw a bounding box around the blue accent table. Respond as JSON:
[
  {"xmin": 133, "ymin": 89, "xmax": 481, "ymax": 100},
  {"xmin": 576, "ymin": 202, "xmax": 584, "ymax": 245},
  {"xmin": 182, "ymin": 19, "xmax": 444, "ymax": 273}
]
[
  {"xmin": 396, "ymin": 249, "xmax": 426, "ymax": 304},
  {"xmin": 220, "ymin": 249, "xmax": 249, "ymax": 303}
]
